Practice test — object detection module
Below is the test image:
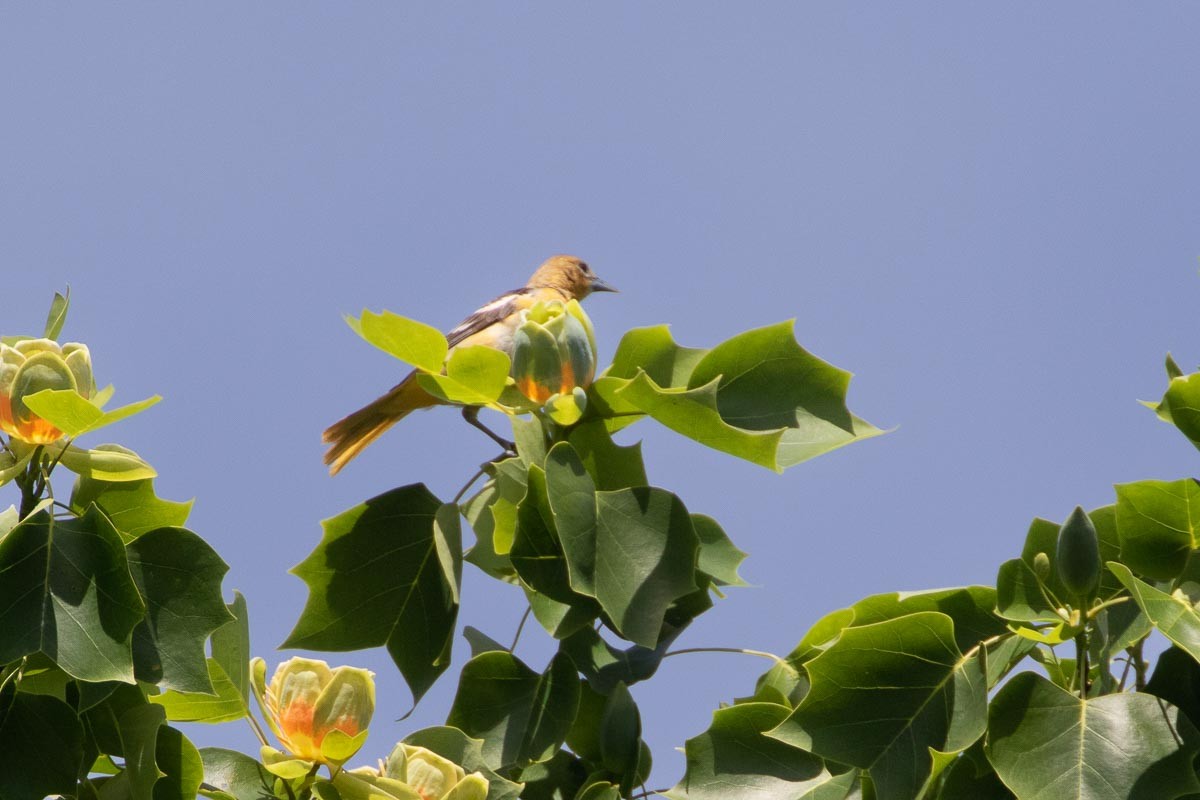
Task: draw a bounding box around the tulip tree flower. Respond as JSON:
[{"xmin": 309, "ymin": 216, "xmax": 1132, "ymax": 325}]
[
  {"xmin": 0, "ymin": 339, "xmax": 95, "ymax": 444},
  {"xmin": 252, "ymin": 656, "xmax": 376, "ymax": 769},
  {"xmin": 382, "ymin": 743, "xmax": 489, "ymax": 800},
  {"xmin": 510, "ymin": 299, "xmax": 597, "ymax": 426}
]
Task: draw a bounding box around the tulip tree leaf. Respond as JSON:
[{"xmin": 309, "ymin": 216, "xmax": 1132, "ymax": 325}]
[
  {"xmin": 151, "ymin": 659, "xmax": 246, "ymax": 723},
  {"xmin": 54, "ymin": 442, "xmax": 157, "ymax": 482},
  {"xmin": 1115, "ymin": 479, "xmax": 1200, "ymax": 580},
  {"xmin": 566, "ymin": 421, "xmax": 647, "ymax": 491},
  {"xmin": 70, "ymin": 473, "xmax": 192, "ymax": 541},
  {"xmin": 285, "ymin": 485, "xmax": 462, "ymax": 706},
  {"xmin": 446, "ymin": 651, "xmax": 581, "ymax": 769},
  {"xmin": 119, "ymin": 702, "xmax": 168, "ymax": 798},
  {"xmin": 604, "ymin": 325, "xmax": 709, "ymax": 386},
  {"xmin": 0, "ymin": 507, "xmax": 145, "ymax": 682},
  {"xmin": 42, "ymin": 289, "xmax": 70, "ymax": 340},
  {"xmin": 154, "ymin": 723, "xmax": 205, "ymax": 799},
  {"xmin": 1109, "ymin": 561, "xmax": 1200, "ymax": 662},
  {"xmin": 211, "ymin": 591, "xmax": 251, "ymax": 710},
  {"xmin": 22, "ymin": 388, "xmax": 161, "ymax": 438},
  {"xmin": 841, "ymin": 586, "xmax": 1007, "ymax": 652},
  {"xmin": 0, "ymin": 690, "xmax": 85, "ymax": 800},
  {"xmin": 126, "ymin": 526, "xmax": 235, "ymax": 693},
  {"xmin": 545, "ymin": 443, "xmax": 600, "ymax": 596},
  {"xmin": 417, "ymin": 345, "xmax": 512, "ymax": 405},
  {"xmin": 995, "ymin": 558, "xmax": 1061, "ymax": 623},
  {"xmin": 0, "ymin": 450, "xmax": 32, "ymax": 486},
  {"xmin": 769, "ymin": 612, "xmax": 987, "ymax": 800},
  {"xmin": 692, "ymin": 514, "xmax": 748, "ymax": 587},
  {"xmin": 1147, "ymin": 370, "xmax": 1200, "ymax": 450},
  {"xmin": 401, "ymin": 726, "xmax": 523, "ymax": 800},
  {"xmin": 198, "ymin": 748, "xmax": 276, "ymax": 800},
  {"xmin": 558, "ymin": 623, "xmax": 670, "ymax": 694},
  {"xmin": 986, "ymin": 671, "xmax": 1200, "ymax": 800},
  {"xmin": 354, "ymin": 309, "xmax": 448, "ymax": 373},
  {"xmin": 667, "ymin": 702, "xmax": 856, "ymax": 800}
]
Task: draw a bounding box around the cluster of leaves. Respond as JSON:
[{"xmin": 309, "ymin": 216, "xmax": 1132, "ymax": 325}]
[
  {"xmin": 0, "ymin": 297, "xmax": 242, "ymax": 798},
  {"xmin": 270, "ymin": 312, "xmax": 881, "ymax": 799},
  {"xmin": 666, "ymin": 354, "xmax": 1200, "ymax": 800}
]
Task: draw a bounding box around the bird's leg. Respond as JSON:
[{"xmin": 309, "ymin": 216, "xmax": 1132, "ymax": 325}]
[{"xmin": 462, "ymin": 406, "xmax": 516, "ymax": 455}]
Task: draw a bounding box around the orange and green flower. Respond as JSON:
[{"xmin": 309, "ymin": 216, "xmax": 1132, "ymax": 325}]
[
  {"xmin": 510, "ymin": 299, "xmax": 597, "ymax": 425},
  {"xmin": 0, "ymin": 339, "xmax": 95, "ymax": 444},
  {"xmin": 252, "ymin": 656, "xmax": 375, "ymax": 768}
]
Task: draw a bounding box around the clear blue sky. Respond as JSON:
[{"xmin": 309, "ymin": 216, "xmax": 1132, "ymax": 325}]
[{"xmin": 3, "ymin": 4, "xmax": 1199, "ymax": 784}]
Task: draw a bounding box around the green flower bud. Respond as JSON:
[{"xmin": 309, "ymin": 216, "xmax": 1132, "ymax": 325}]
[
  {"xmin": 1033, "ymin": 551, "xmax": 1051, "ymax": 581},
  {"xmin": 511, "ymin": 300, "xmax": 597, "ymax": 413},
  {"xmin": 1056, "ymin": 506, "xmax": 1101, "ymax": 601},
  {"xmin": 252, "ymin": 656, "xmax": 375, "ymax": 768}
]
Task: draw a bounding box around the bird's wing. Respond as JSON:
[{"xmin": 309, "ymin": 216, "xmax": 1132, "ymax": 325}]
[{"xmin": 445, "ymin": 287, "xmax": 532, "ymax": 347}]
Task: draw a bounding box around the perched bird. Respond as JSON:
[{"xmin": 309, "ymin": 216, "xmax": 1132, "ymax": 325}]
[{"xmin": 323, "ymin": 255, "xmax": 616, "ymax": 474}]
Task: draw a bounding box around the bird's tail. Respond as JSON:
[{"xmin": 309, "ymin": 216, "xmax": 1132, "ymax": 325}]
[{"xmin": 322, "ymin": 373, "xmax": 438, "ymax": 475}]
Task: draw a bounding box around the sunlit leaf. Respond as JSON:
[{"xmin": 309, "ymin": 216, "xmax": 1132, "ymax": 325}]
[
  {"xmin": 211, "ymin": 591, "xmax": 251, "ymax": 710},
  {"xmin": 285, "ymin": 485, "xmax": 461, "ymax": 706},
  {"xmin": 1109, "ymin": 561, "xmax": 1200, "ymax": 662},
  {"xmin": 54, "ymin": 441, "xmax": 157, "ymax": 481},
  {"xmin": 198, "ymin": 748, "xmax": 276, "ymax": 800},
  {"xmin": 769, "ymin": 612, "xmax": 987, "ymax": 800},
  {"xmin": 0, "ymin": 507, "xmax": 144, "ymax": 682},
  {"xmin": 42, "ymin": 289, "xmax": 70, "ymax": 340},
  {"xmin": 986, "ymin": 671, "xmax": 1200, "ymax": 799},
  {"xmin": 70, "ymin": 473, "xmax": 192, "ymax": 541},
  {"xmin": 22, "ymin": 388, "xmax": 161, "ymax": 438},
  {"xmin": 152, "ymin": 659, "xmax": 246, "ymax": 724},
  {"xmin": 354, "ymin": 310, "xmax": 448, "ymax": 372}
]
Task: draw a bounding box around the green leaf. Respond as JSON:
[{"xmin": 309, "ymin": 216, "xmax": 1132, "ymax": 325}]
[
  {"xmin": 0, "ymin": 507, "xmax": 144, "ymax": 682},
  {"xmin": 285, "ymin": 486, "xmax": 461, "ymax": 706},
  {"xmin": 769, "ymin": 612, "xmax": 987, "ymax": 800},
  {"xmin": 1115, "ymin": 479, "xmax": 1200, "ymax": 580},
  {"xmin": 198, "ymin": 748, "xmax": 276, "ymax": 800},
  {"xmin": 517, "ymin": 750, "xmax": 587, "ymax": 800},
  {"xmin": 594, "ymin": 487, "xmax": 700, "ymax": 647},
  {"xmin": 445, "ymin": 651, "xmax": 580, "ymax": 769},
  {"xmin": 986, "ymin": 671, "xmax": 1200, "ymax": 799},
  {"xmin": 0, "ymin": 688, "xmax": 85, "ymax": 799},
  {"xmin": 545, "ymin": 442, "xmax": 600, "ymax": 596},
  {"xmin": 154, "ymin": 723, "xmax": 204, "ymax": 799},
  {"xmin": 211, "ymin": 591, "xmax": 251, "ymax": 710},
  {"xmin": 1148, "ymin": 370, "xmax": 1200, "ymax": 449},
  {"xmin": 120, "ymin": 702, "xmax": 168, "ymax": 799},
  {"xmin": 401, "ymin": 726, "xmax": 523, "ymax": 800},
  {"xmin": 937, "ymin": 742, "xmax": 1013, "ymax": 799},
  {"xmin": 0, "ymin": 448, "xmax": 32, "ymax": 487},
  {"xmin": 70, "ymin": 473, "xmax": 192, "ymax": 541},
  {"xmin": 692, "ymin": 514, "xmax": 748, "ymax": 587},
  {"xmin": 603, "ymin": 325, "xmax": 708, "ymax": 385},
  {"xmin": 462, "ymin": 626, "xmax": 509, "ymax": 658},
  {"xmin": 566, "ymin": 421, "xmax": 647, "ymax": 491},
  {"xmin": 55, "ymin": 441, "xmax": 158, "ymax": 481},
  {"xmin": 524, "ymin": 586, "xmax": 596, "ymax": 640},
  {"xmin": 43, "ymin": 289, "xmax": 70, "ymax": 340},
  {"xmin": 126, "ymin": 527, "xmax": 235, "ymax": 693},
  {"xmin": 418, "ymin": 346, "xmax": 511, "ymax": 405},
  {"xmin": 1109, "ymin": 561, "xmax": 1200, "ymax": 661},
  {"xmin": 0, "ymin": 505, "xmax": 18, "ymax": 539},
  {"xmin": 599, "ymin": 682, "xmax": 642, "ymax": 794},
  {"xmin": 462, "ymin": 473, "xmax": 517, "ymax": 580},
  {"xmin": 995, "ymin": 558, "xmax": 1061, "ymax": 623},
  {"xmin": 151, "ymin": 659, "xmax": 246, "ymax": 723},
  {"xmin": 558, "ymin": 625, "xmax": 669, "ymax": 694},
  {"xmin": 355, "ymin": 309, "xmax": 448, "ymax": 372},
  {"xmin": 22, "ymin": 388, "xmax": 161, "ymax": 438},
  {"xmin": 667, "ymin": 702, "xmax": 854, "ymax": 800},
  {"xmin": 1146, "ymin": 647, "xmax": 1200, "ymax": 732}
]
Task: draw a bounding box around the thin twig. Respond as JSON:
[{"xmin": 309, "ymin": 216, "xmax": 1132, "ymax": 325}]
[
  {"xmin": 663, "ymin": 647, "xmax": 789, "ymax": 670},
  {"xmin": 510, "ymin": 606, "xmax": 532, "ymax": 652}
]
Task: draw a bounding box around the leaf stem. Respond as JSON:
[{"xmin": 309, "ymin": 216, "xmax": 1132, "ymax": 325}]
[
  {"xmin": 1086, "ymin": 595, "xmax": 1131, "ymax": 619},
  {"xmin": 245, "ymin": 711, "xmax": 271, "ymax": 748},
  {"xmin": 662, "ymin": 647, "xmax": 789, "ymax": 670},
  {"xmin": 1074, "ymin": 629, "xmax": 1089, "ymax": 698},
  {"xmin": 0, "ymin": 657, "xmax": 27, "ymax": 694},
  {"xmin": 510, "ymin": 606, "xmax": 532, "ymax": 652},
  {"xmin": 453, "ymin": 461, "xmax": 492, "ymax": 505},
  {"xmin": 1130, "ymin": 638, "xmax": 1148, "ymax": 691}
]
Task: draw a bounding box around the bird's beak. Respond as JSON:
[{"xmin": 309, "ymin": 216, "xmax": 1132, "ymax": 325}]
[{"xmin": 590, "ymin": 276, "xmax": 618, "ymax": 293}]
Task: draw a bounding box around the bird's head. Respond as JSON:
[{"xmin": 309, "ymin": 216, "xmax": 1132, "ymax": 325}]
[{"xmin": 528, "ymin": 255, "xmax": 617, "ymax": 299}]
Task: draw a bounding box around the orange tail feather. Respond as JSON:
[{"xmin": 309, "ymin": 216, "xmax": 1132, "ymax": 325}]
[{"xmin": 322, "ymin": 373, "xmax": 438, "ymax": 474}]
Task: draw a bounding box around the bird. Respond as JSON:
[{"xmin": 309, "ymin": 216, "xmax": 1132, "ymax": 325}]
[{"xmin": 322, "ymin": 254, "xmax": 616, "ymax": 475}]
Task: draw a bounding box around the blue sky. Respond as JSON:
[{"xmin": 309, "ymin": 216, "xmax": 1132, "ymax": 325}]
[{"xmin": 3, "ymin": 4, "xmax": 1199, "ymax": 785}]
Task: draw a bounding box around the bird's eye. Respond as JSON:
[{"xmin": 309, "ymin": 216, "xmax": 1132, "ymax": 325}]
[{"xmin": 580, "ymin": 262, "xmax": 591, "ymax": 274}]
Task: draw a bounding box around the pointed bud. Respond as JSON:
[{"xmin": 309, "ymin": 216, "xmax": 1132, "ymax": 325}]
[{"xmin": 1056, "ymin": 506, "xmax": 1101, "ymax": 601}]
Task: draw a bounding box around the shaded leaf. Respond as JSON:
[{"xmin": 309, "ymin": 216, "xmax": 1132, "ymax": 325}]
[
  {"xmin": 127, "ymin": 527, "xmax": 234, "ymax": 692},
  {"xmin": 0, "ymin": 507, "xmax": 144, "ymax": 682},
  {"xmin": 1115, "ymin": 479, "xmax": 1200, "ymax": 580},
  {"xmin": 119, "ymin": 702, "xmax": 167, "ymax": 799},
  {"xmin": 154, "ymin": 723, "xmax": 204, "ymax": 799},
  {"xmin": 937, "ymin": 742, "xmax": 1013, "ymax": 799},
  {"xmin": 599, "ymin": 682, "xmax": 642, "ymax": 793},
  {"xmin": 558, "ymin": 626, "xmax": 669, "ymax": 694},
  {"xmin": 769, "ymin": 612, "xmax": 987, "ymax": 800},
  {"xmin": 566, "ymin": 421, "xmax": 647, "ymax": 491},
  {"xmin": 1146, "ymin": 647, "xmax": 1200, "ymax": 731},
  {"xmin": 987, "ymin": 671, "xmax": 1200, "ymax": 799},
  {"xmin": 667, "ymin": 702, "xmax": 853, "ymax": 800},
  {"xmin": 0, "ymin": 688, "xmax": 84, "ymax": 799},
  {"xmin": 211, "ymin": 591, "xmax": 251, "ymax": 710},
  {"xmin": 285, "ymin": 485, "xmax": 461, "ymax": 706},
  {"xmin": 199, "ymin": 748, "xmax": 276, "ymax": 800},
  {"xmin": 462, "ymin": 626, "xmax": 509, "ymax": 657},
  {"xmin": 445, "ymin": 651, "xmax": 580, "ymax": 769}
]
